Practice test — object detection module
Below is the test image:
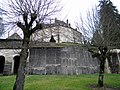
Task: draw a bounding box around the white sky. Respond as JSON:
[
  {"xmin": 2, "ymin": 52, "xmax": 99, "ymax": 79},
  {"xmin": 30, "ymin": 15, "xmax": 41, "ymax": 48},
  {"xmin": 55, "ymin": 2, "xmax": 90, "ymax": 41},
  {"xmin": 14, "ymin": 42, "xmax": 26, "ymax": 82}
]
[
  {"xmin": 59, "ymin": 0, "xmax": 120, "ymax": 28},
  {"xmin": 0, "ymin": 0, "xmax": 120, "ymax": 28}
]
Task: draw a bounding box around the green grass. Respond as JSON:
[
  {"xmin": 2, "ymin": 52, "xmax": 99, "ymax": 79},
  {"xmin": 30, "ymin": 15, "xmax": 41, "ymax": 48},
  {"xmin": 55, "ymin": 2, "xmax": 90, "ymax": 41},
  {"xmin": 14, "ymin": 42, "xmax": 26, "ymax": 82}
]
[{"xmin": 0, "ymin": 74, "xmax": 120, "ymax": 90}]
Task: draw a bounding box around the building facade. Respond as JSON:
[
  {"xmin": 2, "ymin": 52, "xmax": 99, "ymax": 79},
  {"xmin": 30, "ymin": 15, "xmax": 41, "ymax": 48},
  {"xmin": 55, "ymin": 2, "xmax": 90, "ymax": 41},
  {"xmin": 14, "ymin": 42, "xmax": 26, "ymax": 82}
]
[
  {"xmin": 0, "ymin": 33, "xmax": 99, "ymax": 75},
  {"xmin": 0, "ymin": 19, "xmax": 120, "ymax": 75},
  {"xmin": 31, "ymin": 18, "xmax": 82, "ymax": 43},
  {"xmin": 0, "ymin": 40, "xmax": 100, "ymax": 75}
]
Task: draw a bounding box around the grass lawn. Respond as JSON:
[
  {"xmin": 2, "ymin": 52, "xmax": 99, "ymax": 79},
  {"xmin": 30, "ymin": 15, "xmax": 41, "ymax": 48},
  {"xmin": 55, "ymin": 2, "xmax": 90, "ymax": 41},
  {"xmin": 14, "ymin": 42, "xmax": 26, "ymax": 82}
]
[{"xmin": 0, "ymin": 74, "xmax": 120, "ymax": 90}]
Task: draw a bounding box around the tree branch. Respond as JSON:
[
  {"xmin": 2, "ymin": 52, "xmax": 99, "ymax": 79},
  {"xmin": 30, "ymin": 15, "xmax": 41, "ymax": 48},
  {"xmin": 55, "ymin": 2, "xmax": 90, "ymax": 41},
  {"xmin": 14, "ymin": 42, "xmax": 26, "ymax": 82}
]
[
  {"xmin": 23, "ymin": 13, "xmax": 28, "ymax": 26},
  {"xmin": 17, "ymin": 22, "xmax": 25, "ymax": 31},
  {"xmin": 88, "ymin": 49, "xmax": 101, "ymax": 58},
  {"xmin": 30, "ymin": 23, "xmax": 42, "ymax": 35},
  {"xmin": 28, "ymin": 13, "xmax": 37, "ymax": 29}
]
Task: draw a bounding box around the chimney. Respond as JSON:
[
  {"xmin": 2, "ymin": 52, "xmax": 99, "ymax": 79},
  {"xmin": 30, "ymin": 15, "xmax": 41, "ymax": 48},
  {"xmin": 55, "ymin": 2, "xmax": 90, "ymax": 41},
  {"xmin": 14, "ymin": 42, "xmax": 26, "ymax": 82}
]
[{"xmin": 66, "ymin": 19, "xmax": 68, "ymax": 25}]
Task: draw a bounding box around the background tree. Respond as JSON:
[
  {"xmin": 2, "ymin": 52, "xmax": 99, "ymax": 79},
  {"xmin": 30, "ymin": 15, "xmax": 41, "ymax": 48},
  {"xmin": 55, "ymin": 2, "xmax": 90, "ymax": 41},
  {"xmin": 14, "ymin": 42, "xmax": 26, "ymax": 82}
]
[
  {"xmin": 99, "ymin": 0, "xmax": 120, "ymax": 47},
  {"xmin": 1, "ymin": 0, "xmax": 61, "ymax": 90},
  {"xmin": 0, "ymin": 8, "xmax": 5, "ymax": 38},
  {"xmin": 76, "ymin": 0, "xmax": 120, "ymax": 87},
  {"xmin": 98, "ymin": 0, "xmax": 120, "ymax": 75}
]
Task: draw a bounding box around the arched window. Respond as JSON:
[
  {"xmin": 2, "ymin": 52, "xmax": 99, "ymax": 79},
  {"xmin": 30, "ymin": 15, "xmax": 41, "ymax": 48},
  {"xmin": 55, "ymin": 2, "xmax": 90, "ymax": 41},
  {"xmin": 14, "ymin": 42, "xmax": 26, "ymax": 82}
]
[
  {"xmin": 13, "ymin": 55, "xmax": 20, "ymax": 74},
  {"xmin": 0, "ymin": 56, "xmax": 5, "ymax": 74}
]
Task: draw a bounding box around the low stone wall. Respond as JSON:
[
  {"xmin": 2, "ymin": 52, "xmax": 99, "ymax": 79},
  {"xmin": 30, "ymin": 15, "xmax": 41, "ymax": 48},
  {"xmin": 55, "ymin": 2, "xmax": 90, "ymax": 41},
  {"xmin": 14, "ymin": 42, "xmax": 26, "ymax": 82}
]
[
  {"xmin": 0, "ymin": 49, "xmax": 21, "ymax": 75},
  {"xmin": 0, "ymin": 41, "xmax": 119, "ymax": 75},
  {"xmin": 29, "ymin": 46, "xmax": 99, "ymax": 75}
]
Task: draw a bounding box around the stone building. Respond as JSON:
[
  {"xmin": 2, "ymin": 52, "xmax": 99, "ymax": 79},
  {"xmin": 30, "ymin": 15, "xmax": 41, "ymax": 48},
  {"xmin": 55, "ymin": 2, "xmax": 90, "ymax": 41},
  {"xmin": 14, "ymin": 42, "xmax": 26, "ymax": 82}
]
[
  {"xmin": 0, "ymin": 33, "xmax": 100, "ymax": 75},
  {"xmin": 31, "ymin": 18, "xmax": 82, "ymax": 43},
  {"xmin": 0, "ymin": 20, "xmax": 119, "ymax": 75},
  {"xmin": 0, "ymin": 32, "xmax": 120, "ymax": 75},
  {"xmin": 29, "ymin": 46, "xmax": 100, "ymax": 75},
  {"xmin": 0, "ymin": 33, "xmax": 22, "ymax": 75}
]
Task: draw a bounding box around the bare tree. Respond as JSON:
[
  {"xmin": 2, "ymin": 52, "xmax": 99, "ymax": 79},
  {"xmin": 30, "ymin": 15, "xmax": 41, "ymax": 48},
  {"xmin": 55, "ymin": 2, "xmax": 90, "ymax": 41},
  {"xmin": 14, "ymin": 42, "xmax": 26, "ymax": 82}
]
[
  {"xmin": 1, "ymin": 0, "xmax": 61, "ymax": 90},
  {"xmin": 0, "ymin": 8, "xmax": 5, "ymax": 38},
  {"xmin": 76, "ymin": 0, "xmax": 120, "ymax": 87}
]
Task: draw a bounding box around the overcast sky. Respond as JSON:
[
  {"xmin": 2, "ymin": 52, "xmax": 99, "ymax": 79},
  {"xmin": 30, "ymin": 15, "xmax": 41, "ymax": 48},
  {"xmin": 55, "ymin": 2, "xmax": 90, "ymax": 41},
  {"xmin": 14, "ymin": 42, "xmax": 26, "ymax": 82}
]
[
  {"xmin": 0, "ymin": 0, "xmax": 120, "ymax": 28},
  {"xmin": 59, "ymin": 0, "xmax": 120, "ymax": 28}
]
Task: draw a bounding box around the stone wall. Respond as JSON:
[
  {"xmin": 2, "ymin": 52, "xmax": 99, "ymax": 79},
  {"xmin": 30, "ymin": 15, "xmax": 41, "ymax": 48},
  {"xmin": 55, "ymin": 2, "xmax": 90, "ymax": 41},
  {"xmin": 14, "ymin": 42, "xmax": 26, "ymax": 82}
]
[
  {"xmin": 108, "ymin": 52, "xmax": 120, "ymax": 73},
  {"xmin": 29, "ymin": 46, "xmax": 99, "ymax": 75},
  {"xmin": 0, "ymin": 49, "xmax": 21, "ymax": 75}
]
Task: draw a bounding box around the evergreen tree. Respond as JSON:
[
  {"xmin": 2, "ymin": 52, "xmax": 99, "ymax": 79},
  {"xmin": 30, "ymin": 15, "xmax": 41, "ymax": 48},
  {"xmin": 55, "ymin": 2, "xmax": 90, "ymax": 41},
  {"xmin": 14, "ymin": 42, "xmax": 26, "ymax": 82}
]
[
  {"xmin": 99, "ymin": 0, "xmax": 120, "ymax": 47},
  {"xmin": 98, "ymin": 0, "xmax": 120, "ymax": 75}
]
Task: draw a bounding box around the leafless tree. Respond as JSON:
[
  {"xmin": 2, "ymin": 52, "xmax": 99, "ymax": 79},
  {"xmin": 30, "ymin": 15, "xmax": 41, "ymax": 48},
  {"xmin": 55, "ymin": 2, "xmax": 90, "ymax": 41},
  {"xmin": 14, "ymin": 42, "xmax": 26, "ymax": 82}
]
[
  {"xmin": 76, "ymin": 6, "xmax": 101, "ymax": 44},
  {"xmin": 0, "ymin": 8, "xmax": 5, "ymax": 38},
  {"xmin": 1, "ymin": 0, "xmax": 62, "ymax": 90},
  {"xmin": 76, "ymin": 2, "xmax": 120, "ymax": 87}
]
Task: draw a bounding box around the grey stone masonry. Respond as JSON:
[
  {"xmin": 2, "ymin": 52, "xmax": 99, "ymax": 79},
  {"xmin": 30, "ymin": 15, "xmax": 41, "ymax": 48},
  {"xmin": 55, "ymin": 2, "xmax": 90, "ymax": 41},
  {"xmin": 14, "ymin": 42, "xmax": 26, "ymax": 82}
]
[
  {"xmin": 3, "ymin": 62, "xmax": 12, "ymax": 75},
  {"xmin": 29, "ymin": 46, "xmax": 99, "ymax": 75}
]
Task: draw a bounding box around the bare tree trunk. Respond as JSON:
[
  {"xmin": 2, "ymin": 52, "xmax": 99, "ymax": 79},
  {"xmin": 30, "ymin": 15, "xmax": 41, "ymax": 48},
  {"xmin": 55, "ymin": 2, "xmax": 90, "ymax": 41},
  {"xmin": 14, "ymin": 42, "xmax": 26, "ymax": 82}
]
[
  {"xmin": 13, "ymin": 35, "xmax": 30, "ymax": 90},
  {"xmin": 98, "ymin": 59, "xmax": 105, "ymax": 87},
  {"xmin": 97, "ymin": 46, "xmax": 107, "ymax": 87}
]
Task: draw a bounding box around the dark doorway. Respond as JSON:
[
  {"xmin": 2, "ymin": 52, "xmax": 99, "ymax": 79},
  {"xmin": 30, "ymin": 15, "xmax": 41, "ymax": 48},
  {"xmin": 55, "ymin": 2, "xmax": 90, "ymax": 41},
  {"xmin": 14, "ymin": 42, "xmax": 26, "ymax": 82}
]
[
  {"xmin": 0, "ymin": 56, "xmax": 5, "ymax": 74},
  {"xmin": 14, "ymin": 56, "xmax": 20, "ymax": 74}
]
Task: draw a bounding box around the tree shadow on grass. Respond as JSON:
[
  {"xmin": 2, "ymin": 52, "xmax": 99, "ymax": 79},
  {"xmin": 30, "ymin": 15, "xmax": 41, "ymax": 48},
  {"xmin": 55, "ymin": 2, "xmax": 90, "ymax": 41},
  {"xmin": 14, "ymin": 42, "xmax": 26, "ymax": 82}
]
[{"xmin": 89, "ymin": 84, "xmax": 120, "ymax": 90}]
